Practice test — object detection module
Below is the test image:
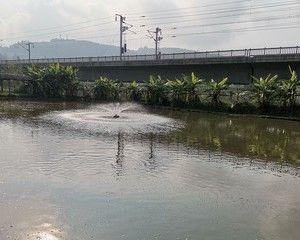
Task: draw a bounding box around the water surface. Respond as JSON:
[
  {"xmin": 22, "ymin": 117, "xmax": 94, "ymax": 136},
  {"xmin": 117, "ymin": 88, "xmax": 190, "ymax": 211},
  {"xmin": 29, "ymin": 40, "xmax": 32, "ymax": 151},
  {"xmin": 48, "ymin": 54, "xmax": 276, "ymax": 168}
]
[{"xmin": 0, "ymin": 100, "xmax": 299, "ymax": 240}]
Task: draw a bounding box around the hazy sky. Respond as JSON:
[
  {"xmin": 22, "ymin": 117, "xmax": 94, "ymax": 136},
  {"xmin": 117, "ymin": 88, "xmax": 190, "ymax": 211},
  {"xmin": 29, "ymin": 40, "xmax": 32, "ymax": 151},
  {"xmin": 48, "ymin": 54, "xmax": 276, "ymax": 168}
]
[{"xmin": 0, "ymin": 0, "xmax": 300, "ymax": 51}]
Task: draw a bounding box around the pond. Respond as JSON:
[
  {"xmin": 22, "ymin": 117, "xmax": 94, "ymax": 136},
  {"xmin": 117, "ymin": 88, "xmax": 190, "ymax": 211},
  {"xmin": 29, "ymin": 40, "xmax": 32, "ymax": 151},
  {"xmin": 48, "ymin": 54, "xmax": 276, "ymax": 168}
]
[{"xmin": 0, "ymin": 100, "xmax": 299, "ymax": 240}]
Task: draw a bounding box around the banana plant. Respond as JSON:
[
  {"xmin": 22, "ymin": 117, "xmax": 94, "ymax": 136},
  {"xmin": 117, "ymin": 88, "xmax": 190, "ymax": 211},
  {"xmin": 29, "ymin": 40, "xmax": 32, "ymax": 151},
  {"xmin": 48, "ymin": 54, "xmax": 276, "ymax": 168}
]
[
  {"xmin": 182, "ymin": 72, "xmax": 202, "ymax": 104},
  {"xmin": 165, "ymin": 79, "xmax": 185, "ymax": 105},
  {"xmin": 126, "ymin": 80, "xmax": 141, "ymax": 101},
  {"xmin": 206, "ymin": 77, "xmax": 229, "ymax": 106},
  {"xmin": 252, "ymin": 74, "xmax": 278, "ymax": 110},
  {"xmin": 145, "ymin": 75, "xmax": 167, "ymax": 105},
  {"xmin": 93, "ymin": 76, "xmax": 120, "ymax": 101},
  {"xmin": 278, "ymin": 67, "xmax": 299, "ymax": 111}
]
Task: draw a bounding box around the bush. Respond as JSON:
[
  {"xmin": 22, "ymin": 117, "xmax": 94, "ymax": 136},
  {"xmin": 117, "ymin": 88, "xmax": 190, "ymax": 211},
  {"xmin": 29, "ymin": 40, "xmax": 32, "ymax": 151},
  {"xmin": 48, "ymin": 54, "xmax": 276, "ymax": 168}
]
[
  {"xmin": 205, "ymin": 77, "xmax": 229, "ymax": 106},
  {"xmin": 278, "ymin": 67, "xmax": 300, "ymax": 111},
  {"xmin": 24, "ymin": 63, "xmax": 80, "ymax": 98},
  {"xmin": 93, "ymin": 77, "xmax": 120, "ymax": 101},
  {"xmin": 144, "ymin": 75, "xmax": 168, "ymax": 105},
  {"xmin": 252, "ymin": 74, "xmax": 278, "ymax": 110},
  {"xmin": 165, "ymin": 79, "xmax": 185, "ymax": 106},
  {"xmin": 126, "ymin": 81, "xmax": 142, "ymax": 101}
]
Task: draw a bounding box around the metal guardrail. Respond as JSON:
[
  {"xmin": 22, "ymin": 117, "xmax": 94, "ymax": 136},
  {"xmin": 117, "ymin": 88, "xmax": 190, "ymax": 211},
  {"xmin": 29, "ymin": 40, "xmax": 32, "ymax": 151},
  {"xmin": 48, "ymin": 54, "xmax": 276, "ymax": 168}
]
[{"xmin": 0, "ymin": 46, "xmax": 299, "ymax": 65}]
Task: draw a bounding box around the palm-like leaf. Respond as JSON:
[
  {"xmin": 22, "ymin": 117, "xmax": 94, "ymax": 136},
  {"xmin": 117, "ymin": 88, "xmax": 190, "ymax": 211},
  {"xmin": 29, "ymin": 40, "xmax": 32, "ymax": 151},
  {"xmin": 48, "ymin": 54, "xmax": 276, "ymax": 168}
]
[
  {"xmin": 206, "ymin": 77, "xmax": 229, "ymax": 105},
  {"xmin": 278, "ymin": 67, "xmax": 299, "ymax": 109},
  {"xmin": 252, "ymin": 74, "xmax": 278, "ymax": 109}
]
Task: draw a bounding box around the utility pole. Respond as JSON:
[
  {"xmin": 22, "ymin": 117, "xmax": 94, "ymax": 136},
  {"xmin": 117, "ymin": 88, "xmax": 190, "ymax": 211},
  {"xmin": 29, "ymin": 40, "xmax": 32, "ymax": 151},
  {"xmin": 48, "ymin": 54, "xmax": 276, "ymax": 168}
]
[
  {"xmin": 18, "ymin": 41, "xmax": 34, "ymax": 61},
  {"xmin": 115, "ymin": 14, "xmax": 124, "ymax": 60},
  {"xmin": 115, "ymin": 14, "xmax": 134, "ymax": 61},
  {"xmin": 148, "ymin": 27, "xmax": 163, "ymax": 60}
]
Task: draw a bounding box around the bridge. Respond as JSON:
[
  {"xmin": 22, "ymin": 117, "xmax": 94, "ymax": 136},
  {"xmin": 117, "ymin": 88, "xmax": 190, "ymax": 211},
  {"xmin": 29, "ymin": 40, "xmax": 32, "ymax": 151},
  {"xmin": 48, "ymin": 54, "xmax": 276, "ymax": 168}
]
[{"xmin": 1, "ymin": 46, "xmax": 300, "ymax": 84}]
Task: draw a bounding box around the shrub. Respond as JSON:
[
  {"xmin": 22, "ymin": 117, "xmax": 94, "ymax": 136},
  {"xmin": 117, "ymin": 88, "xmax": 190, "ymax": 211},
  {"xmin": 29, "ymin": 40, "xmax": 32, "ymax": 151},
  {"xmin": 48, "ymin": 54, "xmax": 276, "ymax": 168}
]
[
  {"xmin": 278, "ymin": 67, "xmax": 300, "ymax": 111},
  {"xmin": 165, "ymin": 79, "xmax": 185, "ymax": 106},
  {"xmin": 182, "ymin": 72, "xmax": 202, "ymax": 105},
  {"xmin": 24, "ymin": 63, "xmax": 80, "ymax": 98},
  {"xmin": 205, "ymin": 77, "xmax": 229, "ymax": 106},
  {"xmin": 252, "ymin": 74, "xmax": 278, "ymax": 110},
  {"xmin": 126, "ymin": 81, "xmax": 142, "ymax": 101},
  {"xmin": 93, "ymin": 77, "xmax": 120, "ymax": 101},
  {"xmin": 144, "ymin": 75, "xmax": 168, "ymax": 105}
]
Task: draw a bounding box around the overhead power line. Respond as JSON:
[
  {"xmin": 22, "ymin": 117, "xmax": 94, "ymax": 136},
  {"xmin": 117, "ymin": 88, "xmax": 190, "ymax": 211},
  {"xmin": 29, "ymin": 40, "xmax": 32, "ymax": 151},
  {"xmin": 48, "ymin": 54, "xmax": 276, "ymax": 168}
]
[
  {"xmin": 137, "ymin": 7, "xmax": 300, "ymax": 29},
  {"xmin": 124, "ymin": 0, "xmax": 261, "ymax": 16},
  {"xmin": 3, "ymin": 16, "xmax": 114, "ymax": 36},
  {"xmin": 165, "ymin": 23, "xmax": 300, "ymax": 38},
  {"xmin": 1, "ymin": 0, "xmax": 298, "ymax": 42},
  {"xmin": 129, "ymin": 1, "xmax": 300, "ymax": 21},
  {"xmin": 165, "ymin": 13, "xmax": 300, "ymax": 31},
  {"xmin": 2, "ymin": 21, "xmax": 115, "ymax": 41}
]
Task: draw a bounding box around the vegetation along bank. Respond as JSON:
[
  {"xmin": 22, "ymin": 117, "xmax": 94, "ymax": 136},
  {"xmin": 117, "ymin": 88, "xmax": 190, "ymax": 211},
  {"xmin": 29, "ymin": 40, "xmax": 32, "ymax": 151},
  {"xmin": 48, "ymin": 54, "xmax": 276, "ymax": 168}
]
[{"xmin": 0, "ymin": 63, "xmax": 299, "ymax": 118}]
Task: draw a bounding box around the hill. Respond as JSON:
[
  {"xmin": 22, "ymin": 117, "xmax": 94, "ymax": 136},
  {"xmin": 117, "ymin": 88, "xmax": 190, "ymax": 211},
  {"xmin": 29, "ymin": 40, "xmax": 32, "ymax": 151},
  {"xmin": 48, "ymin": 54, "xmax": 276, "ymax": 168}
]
[{"xmin": 0, "ymin": 39, "xmax": 191, "ymax": 60}]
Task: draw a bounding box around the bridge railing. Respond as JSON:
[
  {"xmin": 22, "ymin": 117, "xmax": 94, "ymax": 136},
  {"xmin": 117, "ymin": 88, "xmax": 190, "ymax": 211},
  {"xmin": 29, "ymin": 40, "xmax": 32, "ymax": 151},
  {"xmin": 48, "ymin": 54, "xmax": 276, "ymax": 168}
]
[{"xmin": 0, "ymin": 46, "xmax": 299, "ymax": 65}]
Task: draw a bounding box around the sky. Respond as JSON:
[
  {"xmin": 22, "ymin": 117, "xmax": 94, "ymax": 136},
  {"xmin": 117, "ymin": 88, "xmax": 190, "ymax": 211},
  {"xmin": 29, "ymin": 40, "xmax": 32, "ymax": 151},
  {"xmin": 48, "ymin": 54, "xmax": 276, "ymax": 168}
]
[{"xmin": 0, "ymin": 0, "xmax": 300, "ymax": 51}]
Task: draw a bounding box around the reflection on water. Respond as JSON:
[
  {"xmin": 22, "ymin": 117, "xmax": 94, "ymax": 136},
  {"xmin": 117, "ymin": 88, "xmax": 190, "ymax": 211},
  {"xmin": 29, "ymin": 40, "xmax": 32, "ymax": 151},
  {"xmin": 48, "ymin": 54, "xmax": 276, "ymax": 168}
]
[
  {"xmin": 113, "ymin": 132, "xmax": 125, "ymax": 176},
  {"xmin": 149, "ymin": 109, "xmax": 300, "ymax": 166},
  {"xmin": 0, "ymin": 100, "xmax": 299, "ymax": 240}
]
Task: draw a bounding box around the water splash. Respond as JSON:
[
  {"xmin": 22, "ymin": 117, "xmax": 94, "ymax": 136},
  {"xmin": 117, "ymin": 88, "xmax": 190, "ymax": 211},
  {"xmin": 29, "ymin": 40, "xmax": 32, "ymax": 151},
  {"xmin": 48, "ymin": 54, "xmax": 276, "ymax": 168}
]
[{"xmin": 41, "ymin": 102, "xmax": 182, "ymax": 135}]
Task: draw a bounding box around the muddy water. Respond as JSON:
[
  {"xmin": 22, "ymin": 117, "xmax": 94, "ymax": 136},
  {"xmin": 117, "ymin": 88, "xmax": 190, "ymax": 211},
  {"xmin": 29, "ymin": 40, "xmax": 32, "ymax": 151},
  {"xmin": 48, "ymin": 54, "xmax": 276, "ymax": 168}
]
[{"xmin": 0, "ymin": 100, "xmax": 299, "ymax": 240}]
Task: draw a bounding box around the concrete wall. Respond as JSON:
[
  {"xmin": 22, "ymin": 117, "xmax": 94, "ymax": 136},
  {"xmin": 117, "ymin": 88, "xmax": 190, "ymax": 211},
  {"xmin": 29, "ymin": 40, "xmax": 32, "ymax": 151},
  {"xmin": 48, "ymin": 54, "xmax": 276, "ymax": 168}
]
[
  {"xmin": 1, "ymin": 57, "xmax": 300, "ymax": 85},
  {"xmin": 77, "ymin": 61, "xmax": 300, "ymax": 84}
]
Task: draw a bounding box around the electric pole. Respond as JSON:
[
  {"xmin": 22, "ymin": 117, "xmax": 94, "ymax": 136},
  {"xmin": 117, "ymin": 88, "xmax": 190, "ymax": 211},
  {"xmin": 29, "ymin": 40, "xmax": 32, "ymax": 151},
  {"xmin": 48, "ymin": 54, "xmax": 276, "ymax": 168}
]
[
  {"xmin": 115, "ymin": 14, "xmax": 124, "ymax": 60},
  {"xmin": 18, "ymin": 41, "xmax": 34, "ymax": 60},
  {"xmin": 115, "ymin": 14, "xmax": 134, "ymax": 61},
  {"xmin": 148, "ymin": 27, "xmax": 163, "ymax": 60}
]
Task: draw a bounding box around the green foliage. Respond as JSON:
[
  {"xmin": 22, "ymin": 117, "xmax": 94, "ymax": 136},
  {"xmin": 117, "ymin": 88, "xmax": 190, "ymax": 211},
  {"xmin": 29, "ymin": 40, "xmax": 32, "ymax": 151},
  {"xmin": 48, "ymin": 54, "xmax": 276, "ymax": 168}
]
[
  {"xmin": 278, "ymin": 67, "xmax": 300, "ymax": 110},
  {"xmin": 4, "ymin": 64, "xmax": 299, "ymax": 115},
  {"xmin": 165, "ymin": 73, "xmax": 202, "ymax": 106},
  {"xmin": 165, "ymin": 79, "xmax": 185, "ymax": 105},
  {"xmin": 205, "ymin": 77, "xmax": 229, "ymax": 105},
  {"xmin": 126, "ymin": 80, "xmax": 141, "ymax": 101},
  {"xmin": 24, "ymin": 66, "xmax": 45, "ymax": 97},
  {"xmin": 230, "ymin": 89, "xmax": 246, "ymax": 108},
  {"xmin": 145, "ymin": 75, "xmax": 168, "ymax": 105},
  {"xmin": 93, "ymin": 77, "xmax": 120, "ymax": 101},
  {"xmin": 24, "ymin": 63, "xmax": 80, "ymax": 98},
  {"xmin": 182, "ymin": 72, "xmax": 202, "ymax": 104},
  {"xmin": 252, "ymin": 74, "xmax": 278, "ymax": 109}
]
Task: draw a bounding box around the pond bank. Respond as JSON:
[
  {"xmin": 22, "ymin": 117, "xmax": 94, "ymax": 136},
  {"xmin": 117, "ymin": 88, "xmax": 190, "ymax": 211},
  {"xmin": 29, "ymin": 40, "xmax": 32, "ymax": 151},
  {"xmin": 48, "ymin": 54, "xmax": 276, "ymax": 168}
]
[
  {"xmin": 149, "ymin": 105, "xmax": 300, "ymax": 122},
  {"xmin": 1, "ymin": 94, "xmax": 300, "ymax": 121}
]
